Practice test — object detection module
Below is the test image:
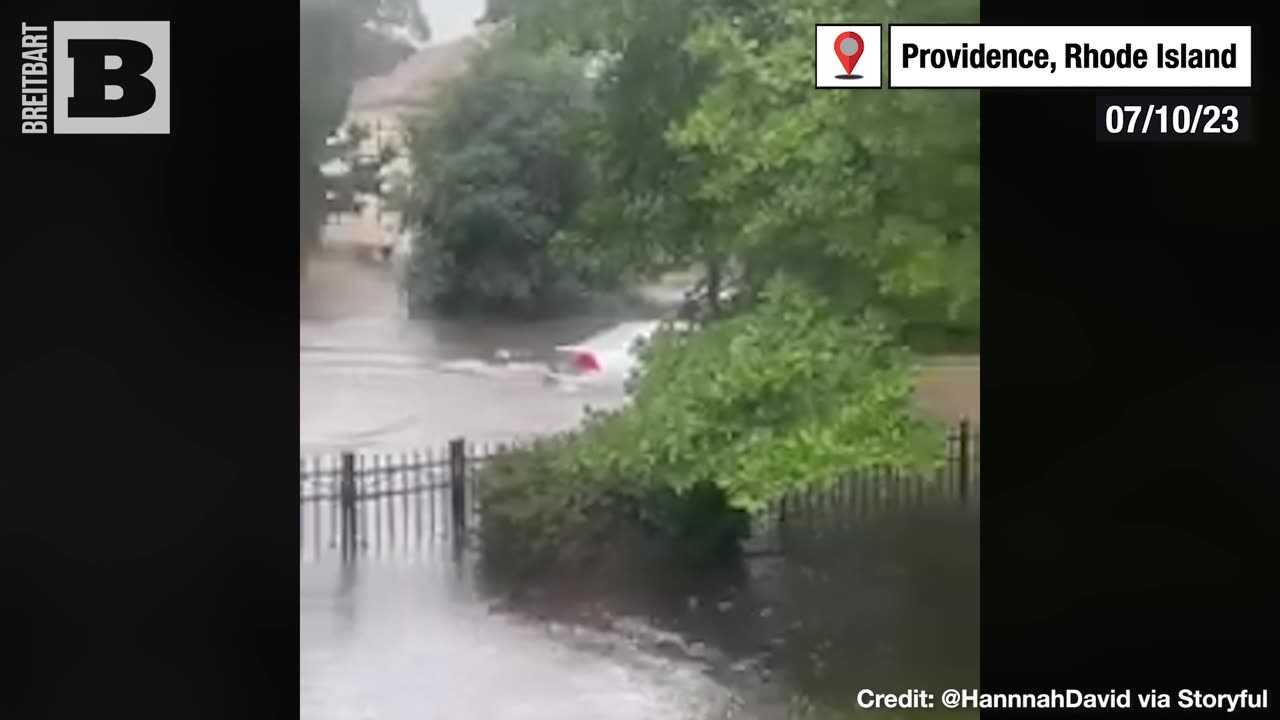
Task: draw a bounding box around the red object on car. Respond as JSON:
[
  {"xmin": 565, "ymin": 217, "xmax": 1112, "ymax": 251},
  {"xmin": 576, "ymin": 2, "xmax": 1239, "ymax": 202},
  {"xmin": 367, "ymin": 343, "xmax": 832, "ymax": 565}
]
[
  {"xmin": 546, "ymin": 321, "xmax": 680, "ymax": 386},
  {"xmin": 573, "ymin": 351, "xmax": 601, "ymax": 372}
]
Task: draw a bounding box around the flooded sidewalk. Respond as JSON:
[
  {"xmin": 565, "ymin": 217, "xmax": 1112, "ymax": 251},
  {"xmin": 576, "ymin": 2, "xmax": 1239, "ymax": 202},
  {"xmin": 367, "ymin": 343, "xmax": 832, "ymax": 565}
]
[{"xmin": 300, "ymin": 558, "xmax": 757, "ymax": 720}]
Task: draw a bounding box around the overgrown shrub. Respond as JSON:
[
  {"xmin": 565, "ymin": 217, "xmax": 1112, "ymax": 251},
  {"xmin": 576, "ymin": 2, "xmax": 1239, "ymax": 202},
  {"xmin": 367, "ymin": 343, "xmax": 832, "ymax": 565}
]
[
  {"xmin": 477, "ymin": 436, "xmax": 625, "ymax": 580},
  {"xmin": 478, "ymin": 436, "xmax": 750, "ymax": 585},
  {"xmin": 577, "ymin": 277, "xmax": 945, "ymax": 513},
  {"xmin": 477, "ymin": 278, "xmax": 944, "ymax": 583}
]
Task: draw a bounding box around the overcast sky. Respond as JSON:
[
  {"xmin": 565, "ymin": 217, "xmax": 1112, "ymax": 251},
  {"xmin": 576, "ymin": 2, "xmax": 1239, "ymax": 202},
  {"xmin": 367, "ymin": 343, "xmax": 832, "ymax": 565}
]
[{"xmin": 420, "ymin": 0, "xmax": 485, "ymax": 42}]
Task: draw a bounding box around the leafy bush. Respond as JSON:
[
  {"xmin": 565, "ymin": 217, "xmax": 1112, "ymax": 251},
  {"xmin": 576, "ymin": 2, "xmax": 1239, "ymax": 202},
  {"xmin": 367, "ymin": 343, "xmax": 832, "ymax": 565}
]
[
  {"xmin": 477, "ymin": 436, "xmax": 626, "ymax": 580},
  {"xmin": 573, "ymin": 277, "xmax": 944, "ymax": 513},
  {"xmin": 478, "ymin": 277, "xmax": 943, "ymax": 579}
]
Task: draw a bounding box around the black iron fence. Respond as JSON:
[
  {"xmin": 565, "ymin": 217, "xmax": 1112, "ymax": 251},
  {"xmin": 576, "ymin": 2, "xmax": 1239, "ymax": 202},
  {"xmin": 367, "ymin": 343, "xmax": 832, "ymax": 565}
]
[
  {"xmin": 749, "ymin": 420, "xmax": 979, "ymax": 554},
  {"xmin": 300, "ymin": 421, "xmax": 979, "ymax": 562},
  {"xmin": 299, "ymin": 438, "xmax": 496, "ymax": 561}
]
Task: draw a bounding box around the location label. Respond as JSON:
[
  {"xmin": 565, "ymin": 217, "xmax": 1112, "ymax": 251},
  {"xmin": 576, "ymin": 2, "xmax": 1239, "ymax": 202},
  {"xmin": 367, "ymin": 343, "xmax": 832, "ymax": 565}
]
[{"xmin": 834, "ymin": 31, "xmax": 866, "ymax": 74}]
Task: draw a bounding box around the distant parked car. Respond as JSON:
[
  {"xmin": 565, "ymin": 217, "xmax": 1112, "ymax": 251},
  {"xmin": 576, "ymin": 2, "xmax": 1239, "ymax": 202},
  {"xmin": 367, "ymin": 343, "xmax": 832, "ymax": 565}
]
[{"xmin": 543, "ymin": 319, "xmax": 686, "ymax": 388}]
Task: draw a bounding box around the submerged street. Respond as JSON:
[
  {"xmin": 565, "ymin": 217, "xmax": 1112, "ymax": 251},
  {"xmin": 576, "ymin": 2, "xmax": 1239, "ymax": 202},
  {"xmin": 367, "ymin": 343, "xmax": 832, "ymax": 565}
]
[
  {"xmin": 300, "ymin": 244, "xmax": 768, "ymax": 719},
  {"xmin": 300, "ymin": 244, "xmax": 652, "ymax": 454}
]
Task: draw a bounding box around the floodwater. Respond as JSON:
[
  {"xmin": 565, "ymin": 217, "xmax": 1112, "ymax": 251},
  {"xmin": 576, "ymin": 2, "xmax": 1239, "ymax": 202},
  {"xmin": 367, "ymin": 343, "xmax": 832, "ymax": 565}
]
[
  {"xmin": 300, "ymin": 559, "xmax": 756, "ymax": 720},
  {"xmin": 299, "ymin": 244, "xmax": 979, "ymax": 720},
  {"xmin": 300, "ymin": 245, "xmax": 763, "ymax": 719},
  {"xmin": 300, "ymin": 245, "xmax": 653, "ymax": 454}
]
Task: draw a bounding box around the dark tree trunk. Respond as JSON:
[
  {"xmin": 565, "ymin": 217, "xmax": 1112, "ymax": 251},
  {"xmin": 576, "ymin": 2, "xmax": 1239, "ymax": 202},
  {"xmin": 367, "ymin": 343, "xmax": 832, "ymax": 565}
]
[{"xmin": 705, "ymin": 254, "xmax": 722, "ymax": 320}]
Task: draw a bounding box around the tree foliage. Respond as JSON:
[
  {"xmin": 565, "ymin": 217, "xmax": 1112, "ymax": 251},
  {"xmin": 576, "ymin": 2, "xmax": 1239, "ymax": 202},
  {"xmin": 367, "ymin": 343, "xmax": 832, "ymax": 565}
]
[
  {"xmin": 487, "ymin": 0, "xmax": 729, "ymax": 290},
  {"xmin": 572, "ymin": 278, "xmax": 942, "ymax": 513},
  {"xmin": 494, "ymin": 0, "xmax": 978, "ymax": 346},
  {"xmin": 402, "ymin": 39, "xmax": 594, "ymax": 315},
  {"xmin": 478, "ymin": 278, "xmax": 944, "ymax": 576},
  {"xmin": 673, "ymin": 0, "xmax": 980, "ymax": 346}
]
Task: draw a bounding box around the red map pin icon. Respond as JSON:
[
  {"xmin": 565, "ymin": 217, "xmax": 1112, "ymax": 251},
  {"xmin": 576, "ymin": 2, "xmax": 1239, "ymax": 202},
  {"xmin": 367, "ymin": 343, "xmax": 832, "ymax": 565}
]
[{"xmin": 834, "ymin": 31, "xmax": 865, "ymax": 75}]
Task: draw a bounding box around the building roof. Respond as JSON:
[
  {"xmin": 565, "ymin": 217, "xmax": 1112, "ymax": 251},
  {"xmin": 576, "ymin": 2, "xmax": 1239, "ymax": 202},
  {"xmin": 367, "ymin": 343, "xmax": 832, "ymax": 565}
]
[{"xmin": 348, "ymin": 33, "xmax": 482, "ymax": 111}]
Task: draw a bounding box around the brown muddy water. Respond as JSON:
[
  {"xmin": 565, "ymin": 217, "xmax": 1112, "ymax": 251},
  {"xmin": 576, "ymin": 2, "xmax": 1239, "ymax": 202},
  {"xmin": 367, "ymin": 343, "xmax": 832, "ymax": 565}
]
[
  {"xmin": 300, "ymin": 246, "xmax": 979, "ymax": 719},
  {"xmin": 300, "ymin": 246, "xmax": 648, "ymax": 454}
]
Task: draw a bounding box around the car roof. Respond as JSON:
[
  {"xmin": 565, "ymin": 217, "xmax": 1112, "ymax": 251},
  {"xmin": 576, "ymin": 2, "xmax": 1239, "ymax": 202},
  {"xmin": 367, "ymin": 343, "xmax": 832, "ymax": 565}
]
[{"xmin": 555, "ymin": 320, "xmax": 664, "ymax": 354}]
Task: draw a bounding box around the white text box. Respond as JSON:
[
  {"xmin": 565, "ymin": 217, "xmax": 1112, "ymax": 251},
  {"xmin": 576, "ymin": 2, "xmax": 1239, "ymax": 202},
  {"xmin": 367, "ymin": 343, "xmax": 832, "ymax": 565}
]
[{"xmin": 888, "ymin": 26, "xmax": 1251, "ymax": 88}]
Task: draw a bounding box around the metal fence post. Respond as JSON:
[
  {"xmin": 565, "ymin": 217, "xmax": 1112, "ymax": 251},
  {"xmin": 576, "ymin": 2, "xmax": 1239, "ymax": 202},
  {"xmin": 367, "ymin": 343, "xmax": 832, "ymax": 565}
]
[
  {"xmin": 957, "ymin": 419, "xmax": 971, "ymax": 503},
  {"xmin": 776, "ymin": 495, "xmax": 789, "ymax": 554},
  {"xmin": 340, "ymin": 452, "xmax": 357, "ymax": 560},
  {"xmin": 449, "ymin": 438, "xmax": 467, "ymax": 549}
]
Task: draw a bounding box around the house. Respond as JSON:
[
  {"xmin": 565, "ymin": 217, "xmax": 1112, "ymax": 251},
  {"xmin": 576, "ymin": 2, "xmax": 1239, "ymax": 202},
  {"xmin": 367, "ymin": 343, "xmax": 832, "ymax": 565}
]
[{"xmin": 324, "ymin": 30, "xmax": 488, "ymax": 257}]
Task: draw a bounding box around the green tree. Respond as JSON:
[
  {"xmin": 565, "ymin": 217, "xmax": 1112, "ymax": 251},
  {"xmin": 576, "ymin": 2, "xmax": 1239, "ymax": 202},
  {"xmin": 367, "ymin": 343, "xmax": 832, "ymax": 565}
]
[
  {"xmin": 672, "ymin": 0, "xmax": 979, "ymax": 347},
  {"xmin": 496, "ymin": 0, "xmax": 978, "ymax": 346},
  {"xmin": 402, "ymin": 39, "xmax": 594, "ymax": 316},
  {"xmin": 497, "ymin": 0, "xmax": 735, "ymax": 302}
]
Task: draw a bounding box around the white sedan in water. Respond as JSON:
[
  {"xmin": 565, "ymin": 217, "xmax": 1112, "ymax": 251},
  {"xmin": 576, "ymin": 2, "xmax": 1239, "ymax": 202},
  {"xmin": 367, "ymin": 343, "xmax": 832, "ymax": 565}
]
[{"xmin": 543, "ymin": 319, "xmax": 686, "ymax": 389}]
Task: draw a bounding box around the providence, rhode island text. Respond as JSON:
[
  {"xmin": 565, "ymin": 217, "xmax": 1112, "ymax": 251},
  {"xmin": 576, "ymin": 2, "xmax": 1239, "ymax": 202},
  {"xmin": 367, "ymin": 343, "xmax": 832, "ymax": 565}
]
[{"xmin": 901, "ymin": 42, "xmax": 1239, "ymax": 74}]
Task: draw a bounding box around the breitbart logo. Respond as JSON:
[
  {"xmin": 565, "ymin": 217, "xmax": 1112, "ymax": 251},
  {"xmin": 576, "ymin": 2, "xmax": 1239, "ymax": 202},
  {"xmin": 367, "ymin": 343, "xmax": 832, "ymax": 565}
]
[{"xmin": 20, "ymin": 21, "xmax": 170, "ymax": 134}]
